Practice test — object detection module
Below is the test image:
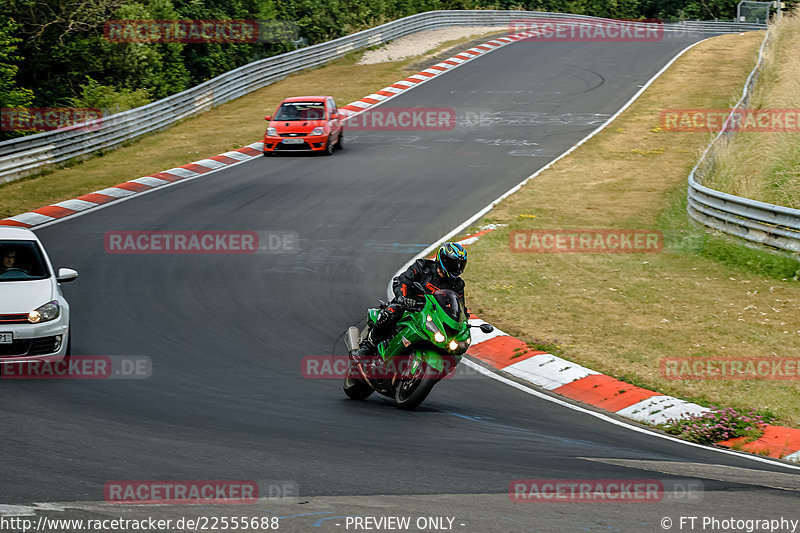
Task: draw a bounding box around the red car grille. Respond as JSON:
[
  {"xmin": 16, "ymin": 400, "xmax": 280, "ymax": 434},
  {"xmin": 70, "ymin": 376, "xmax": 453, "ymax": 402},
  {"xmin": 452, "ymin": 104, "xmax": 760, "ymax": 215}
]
[
  {"xmin": 275, "ymin": 143, "xmax": 311, "ymax": 151},
  {"xmin": 0, "ymin": 314, "xmax": 28, "ymax": 324},
  {"xmin": 279, "ymin": 133, "xmax": 308, "ymax": 137}
]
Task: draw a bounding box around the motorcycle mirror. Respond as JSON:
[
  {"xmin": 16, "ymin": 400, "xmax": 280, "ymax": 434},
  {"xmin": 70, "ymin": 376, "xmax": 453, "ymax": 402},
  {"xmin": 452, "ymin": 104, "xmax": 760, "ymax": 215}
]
[{"xmin": 479, "ymin": 324, "xmax": 494, "ymax": 333}]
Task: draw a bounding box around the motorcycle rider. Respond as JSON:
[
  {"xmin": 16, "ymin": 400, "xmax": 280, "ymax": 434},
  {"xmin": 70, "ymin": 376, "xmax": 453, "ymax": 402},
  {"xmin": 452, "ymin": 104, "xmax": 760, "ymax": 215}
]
[{"xmin": 351, "ymin": 242, "xmax": 468, "ymax": 359}]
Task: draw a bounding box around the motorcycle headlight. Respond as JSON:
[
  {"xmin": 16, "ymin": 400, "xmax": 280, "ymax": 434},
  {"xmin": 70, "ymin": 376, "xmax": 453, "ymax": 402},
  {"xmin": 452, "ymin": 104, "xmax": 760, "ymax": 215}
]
[
  {"xmin": 266, "ymin": 127, "xmax": 277, "ymax": 136},
  {"xmin": 29, "ymin": 301, "xmax": 60, "ymax": 323},
  {"xmin": 425, "ymin": 317, "xmax": 446, "ymax": 343},
  {"xmin": 310, "ymin": 126, "xmax": 325, "ymax": 136},
  {"xmin": 449, "ymin": 338, "xmax": 471, "ymax": 353}
]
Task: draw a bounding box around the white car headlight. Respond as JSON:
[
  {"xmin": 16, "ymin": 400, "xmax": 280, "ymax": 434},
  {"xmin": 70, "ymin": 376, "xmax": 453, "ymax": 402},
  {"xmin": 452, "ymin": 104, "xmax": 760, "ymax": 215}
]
[
  {"xmin": 29, "ymin": 300, "xmax": 60, "ymax": 323},
  {"xmin": 266, "ymin": 127, "xmax": 277, "ymax": 136},
  {"xmin": 310, "ymin": 126, "xmax": 325, "ymax": 136}
]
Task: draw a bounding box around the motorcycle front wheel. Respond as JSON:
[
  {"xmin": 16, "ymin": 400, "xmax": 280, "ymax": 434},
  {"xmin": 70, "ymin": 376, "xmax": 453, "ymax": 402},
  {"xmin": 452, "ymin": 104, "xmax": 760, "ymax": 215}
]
[{"xmin": 394, "ymin": 362, "xmax": 439, "ymax": 410}]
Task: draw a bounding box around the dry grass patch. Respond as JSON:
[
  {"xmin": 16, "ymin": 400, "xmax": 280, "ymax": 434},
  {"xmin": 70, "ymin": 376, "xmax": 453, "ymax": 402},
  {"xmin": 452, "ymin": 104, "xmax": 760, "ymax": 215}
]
[
  {"xmin": 0, "ymin": 28, "xmax": 508, "ymax": 219},
  {"xmin": 462, "ymin": 32, "xmax": 800, "ymax": 427},
  {"xmin": 702, "ymin": 11, "xmax": 800, "ymax": 207}
]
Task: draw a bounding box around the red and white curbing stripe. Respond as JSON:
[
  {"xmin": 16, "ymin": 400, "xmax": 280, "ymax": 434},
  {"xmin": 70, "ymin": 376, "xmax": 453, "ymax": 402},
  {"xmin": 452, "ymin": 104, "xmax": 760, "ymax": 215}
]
[
  {"xmin": 337, "ymin": 33, "xmax": 540, "ymax": 118},
  {"xmin": 467, "ymin": 318, "xmax": 800, "ymax": 459},
  {"xmin": 0, "ymin": 144, "xmax": 265, "ymax": 228},
  {"xmin": 467, "ymin": 320, "xmax": 709, "ymax": 424},
  {"xmin": 454, "ymin": 223, "xmax": 506, "ymax": 246},
  {"xmin": 1, "ymin": 30, "xmax": 542, "ymax": 229},
  {"xmin": 457, "ymin": 226, "xmax": 800, "ymax": 461},
  {"xmin": 8, "ymin": 25, "xmax": 795, "ymax": 460}
]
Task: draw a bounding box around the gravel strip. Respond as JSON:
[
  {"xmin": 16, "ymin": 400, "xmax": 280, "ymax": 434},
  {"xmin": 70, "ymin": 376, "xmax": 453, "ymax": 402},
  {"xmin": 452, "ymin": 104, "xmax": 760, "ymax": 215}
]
[{"xmin": 357, "ymin": 26, "xmax": 509, "ymax": 65}]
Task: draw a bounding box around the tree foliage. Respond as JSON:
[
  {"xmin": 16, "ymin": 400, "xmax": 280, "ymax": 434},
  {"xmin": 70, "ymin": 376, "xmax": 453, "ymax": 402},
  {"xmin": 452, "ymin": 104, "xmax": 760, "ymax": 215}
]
[
  {"xmin": 0, "ymin": 17, "xmax": 34, "ymax": 108},
  {"xmin": 1, "ymin": 0, "xmax": 793, "ymax": 140}
]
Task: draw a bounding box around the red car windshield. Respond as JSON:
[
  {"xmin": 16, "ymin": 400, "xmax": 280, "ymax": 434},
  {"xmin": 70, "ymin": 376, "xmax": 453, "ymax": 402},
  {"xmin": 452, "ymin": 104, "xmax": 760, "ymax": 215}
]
[{"xmin": 275, "ymin": 102, "xmax": 326, "ymax": 121}]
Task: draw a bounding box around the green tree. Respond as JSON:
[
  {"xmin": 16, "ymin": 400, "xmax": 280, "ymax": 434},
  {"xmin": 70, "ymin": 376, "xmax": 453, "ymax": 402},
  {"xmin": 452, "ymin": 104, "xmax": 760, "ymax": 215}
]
[
  {"xmin": 0, "ymin": 17, "xmax": 34, "ymax": 108},
  {"xmin": 70, "ymin": 76, "xmax": 150, "ymax": 115},
  {"xmin": 2, "ymin": 0, "xmax": 778, "ymax": 121},
  {"xmin": 6, "ymin": 0, "xmax": 127, "ymax": 104},
  {"xmin": 105, "ymin": 0, "xmax": 190, "ymax": 99}
]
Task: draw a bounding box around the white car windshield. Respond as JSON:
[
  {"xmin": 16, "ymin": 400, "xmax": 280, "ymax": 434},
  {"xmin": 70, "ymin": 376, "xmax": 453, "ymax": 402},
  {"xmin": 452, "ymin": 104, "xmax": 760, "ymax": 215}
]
[{"xmin": 0, "ymin": 240, "xmax": 50, "ymax": 281}]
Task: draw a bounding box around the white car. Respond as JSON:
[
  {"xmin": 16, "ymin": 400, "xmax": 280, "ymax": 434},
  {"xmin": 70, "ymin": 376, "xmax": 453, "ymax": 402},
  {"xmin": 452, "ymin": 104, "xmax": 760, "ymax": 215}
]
[{"xmin": 0, "ymin": 227, "xmax": 77, "ymax": 362}]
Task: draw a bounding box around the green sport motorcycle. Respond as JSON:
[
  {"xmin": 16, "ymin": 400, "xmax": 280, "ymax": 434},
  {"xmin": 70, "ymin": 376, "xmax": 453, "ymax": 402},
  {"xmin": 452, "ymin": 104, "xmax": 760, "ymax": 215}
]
[{"xmin": 344, "ymin": 282, "xmax": 494, "ymax": 410}]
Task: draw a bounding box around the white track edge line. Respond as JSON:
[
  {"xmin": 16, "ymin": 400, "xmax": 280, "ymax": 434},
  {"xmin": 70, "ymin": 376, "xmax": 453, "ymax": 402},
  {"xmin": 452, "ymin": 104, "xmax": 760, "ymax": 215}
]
[
  {"xmin": 385, "ymin": 35, "xmax": 800, "ymax": 470},
  {"xmin": 387, "ymin": 36, "xmax": 713, "ymax": 299},
  {"xmin": 28, "ymin": 33, "xmax": 795, "ymax": 468},
  {"xmin": 461, "ymin": 358, "xmax": 800, "ymax": 471}
]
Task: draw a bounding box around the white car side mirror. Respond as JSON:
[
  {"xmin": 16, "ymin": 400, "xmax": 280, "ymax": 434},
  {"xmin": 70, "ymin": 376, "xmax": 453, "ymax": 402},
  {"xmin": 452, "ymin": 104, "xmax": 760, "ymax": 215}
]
[{"xmin": 57, "ymin": 268, "xmax": 78, "ymax": 283}]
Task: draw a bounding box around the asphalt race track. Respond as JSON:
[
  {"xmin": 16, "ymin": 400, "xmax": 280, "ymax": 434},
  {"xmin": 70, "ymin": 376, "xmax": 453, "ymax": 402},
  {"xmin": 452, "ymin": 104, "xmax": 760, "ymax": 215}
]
[{"xmin": 3, "ymin": 33, "xmax": 799, "ymax": 532}]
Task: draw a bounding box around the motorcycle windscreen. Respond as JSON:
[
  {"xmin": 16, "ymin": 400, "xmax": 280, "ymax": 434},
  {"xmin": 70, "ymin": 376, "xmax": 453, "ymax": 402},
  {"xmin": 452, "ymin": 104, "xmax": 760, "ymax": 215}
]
[{"xmin": 432, "ymin": 289, "xmax": 467, "ymax": 323}]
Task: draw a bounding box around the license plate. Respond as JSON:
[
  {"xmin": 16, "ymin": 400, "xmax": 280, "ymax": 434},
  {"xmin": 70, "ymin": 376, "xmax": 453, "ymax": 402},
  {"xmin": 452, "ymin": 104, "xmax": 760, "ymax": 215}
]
[
  {"xmin": 282, "ymin": 138, "xmax": 304, "ymax": 144},
  {"xmin": 0, "ymin": 332, "xmax": 12, "ymax": 344}
]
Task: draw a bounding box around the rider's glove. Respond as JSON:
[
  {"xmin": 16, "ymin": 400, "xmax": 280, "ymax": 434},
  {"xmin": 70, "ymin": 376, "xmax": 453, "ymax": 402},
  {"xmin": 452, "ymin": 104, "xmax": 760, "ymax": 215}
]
[{"xmin": 398, "ymin": 296, "xmax": 418, "ymax": 309}]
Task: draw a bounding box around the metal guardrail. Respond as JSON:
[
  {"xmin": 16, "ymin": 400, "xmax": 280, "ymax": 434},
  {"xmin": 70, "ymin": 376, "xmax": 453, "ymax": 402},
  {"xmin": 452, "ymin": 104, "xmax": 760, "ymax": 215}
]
[
  {"xmin": 686, "ymin": 23, "xmax": 800, "ymax": 254},
  {"xmin": 668, "ymin": 21, "xmax": 767, "ymax": 32},
  {"xmin": 0, "ymin": 10, "xmax": 766, "ymax": 184}
]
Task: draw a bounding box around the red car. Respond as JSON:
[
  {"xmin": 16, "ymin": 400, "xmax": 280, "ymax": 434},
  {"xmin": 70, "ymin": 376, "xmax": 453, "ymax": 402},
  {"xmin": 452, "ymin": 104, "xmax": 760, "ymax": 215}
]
[{"xmin": 263, "ymin": 96, "xmax": 344, "ymax": 156}]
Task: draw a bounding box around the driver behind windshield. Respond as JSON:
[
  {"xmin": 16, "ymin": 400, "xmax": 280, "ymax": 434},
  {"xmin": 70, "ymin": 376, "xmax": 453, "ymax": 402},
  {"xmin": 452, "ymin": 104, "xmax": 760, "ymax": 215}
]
[
  {"xmin": 276, "ymin": 104, "xmax": 301, "ymax": 120},
  {"xmin": 352, "ymin": 242, "xmax": 468, "ymax": 359},
  {"xmin": 276, "ymin": 103, "xmax": 325, "ymax": 121},
  {"xmin": 1, "ymin": 246, "xmax": 17, "ymax": 272}
]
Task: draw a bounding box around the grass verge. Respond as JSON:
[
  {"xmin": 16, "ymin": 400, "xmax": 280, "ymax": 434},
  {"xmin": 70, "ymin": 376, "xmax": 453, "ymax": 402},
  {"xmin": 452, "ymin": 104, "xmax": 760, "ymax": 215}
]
[
  {"xmin": 701, "ymin": 11, "xmax": 800, "ymax": 207},
  {"xmin": 461, "ymin": 31, "xmax": 800, "ymax": 429},
  {"xmin": 0, "ymin": 28, "xmax": 507, "ymax": 219},
  {"xmin": 4, "ymin": 26, "xmax": 798, "ymax": 432}
]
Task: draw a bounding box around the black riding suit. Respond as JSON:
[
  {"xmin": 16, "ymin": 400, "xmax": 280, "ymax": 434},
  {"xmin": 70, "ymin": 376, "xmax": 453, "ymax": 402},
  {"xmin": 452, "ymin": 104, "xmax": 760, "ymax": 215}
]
[{"xmin": 370, "ymin": 258, "xmax": 466, "ymax": 341}]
